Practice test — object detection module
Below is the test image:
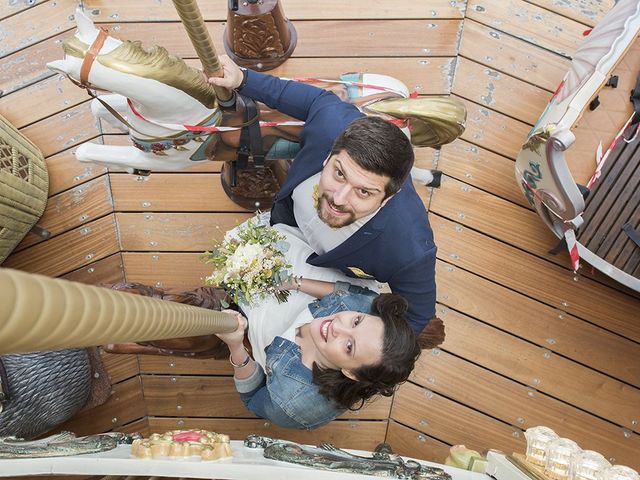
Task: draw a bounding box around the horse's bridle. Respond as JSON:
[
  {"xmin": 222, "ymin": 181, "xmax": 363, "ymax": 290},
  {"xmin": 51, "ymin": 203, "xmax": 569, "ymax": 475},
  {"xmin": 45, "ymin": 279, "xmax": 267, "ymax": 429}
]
[{"xmin": 80, "ymin": 27, "xmax": 109, "ymax": 88}]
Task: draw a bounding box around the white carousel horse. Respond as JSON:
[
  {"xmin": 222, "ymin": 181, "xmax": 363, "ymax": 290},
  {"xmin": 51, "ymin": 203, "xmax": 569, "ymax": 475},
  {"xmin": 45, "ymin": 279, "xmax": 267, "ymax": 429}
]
[{"xmin": 47, "ymin": 9, "xmax": 464, "ymax": 185}]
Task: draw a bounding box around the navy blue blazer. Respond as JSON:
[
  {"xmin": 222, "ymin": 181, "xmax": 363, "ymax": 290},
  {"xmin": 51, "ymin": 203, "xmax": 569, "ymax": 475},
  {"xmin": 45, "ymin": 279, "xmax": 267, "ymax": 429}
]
[{"xmin": 241, "ymin": 70, "xmax": 437, "ymax": 332}]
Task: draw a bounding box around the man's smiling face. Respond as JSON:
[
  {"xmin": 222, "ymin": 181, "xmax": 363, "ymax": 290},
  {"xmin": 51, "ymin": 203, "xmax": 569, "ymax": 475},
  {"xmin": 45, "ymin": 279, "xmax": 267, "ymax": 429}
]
[{"xmin": 317, "ymin": 150, "xmax": 392, "ymax": 228}]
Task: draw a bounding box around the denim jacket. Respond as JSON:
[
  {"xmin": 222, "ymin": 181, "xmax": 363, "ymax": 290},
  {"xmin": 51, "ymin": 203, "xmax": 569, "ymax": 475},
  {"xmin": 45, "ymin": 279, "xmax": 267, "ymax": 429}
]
[{"xmin": 234, "ymin": 282, "xmax": 377, "ymax": 429}]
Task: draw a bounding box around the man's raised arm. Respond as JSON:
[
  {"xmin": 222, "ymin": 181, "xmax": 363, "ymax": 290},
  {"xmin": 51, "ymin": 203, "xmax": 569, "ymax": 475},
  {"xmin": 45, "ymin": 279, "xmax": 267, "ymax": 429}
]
[{"xmin": 208, "ymin": 55, "xmax": 353, "ymax": 121}]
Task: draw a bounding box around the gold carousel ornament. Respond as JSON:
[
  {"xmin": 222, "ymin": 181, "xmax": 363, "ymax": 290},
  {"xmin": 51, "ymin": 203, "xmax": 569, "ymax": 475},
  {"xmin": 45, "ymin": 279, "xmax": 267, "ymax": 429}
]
[{"xmin": 224, "ymin": 0, "xmax": 297, "ymax": 71}]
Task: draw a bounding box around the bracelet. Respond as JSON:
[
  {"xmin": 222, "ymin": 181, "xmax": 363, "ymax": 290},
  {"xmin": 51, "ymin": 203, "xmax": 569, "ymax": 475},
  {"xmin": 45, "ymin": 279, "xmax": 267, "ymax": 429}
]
[
  {"xmin": 294, "ymin": 275, "xmax": 303, "ymax": 292},
  {"xmin": 237, "ymin": 67, "xmax": 248, "ymax": 91},
  {"xmin": 229, "ymin": 347, "xmax": 251, "ymax": 368}
]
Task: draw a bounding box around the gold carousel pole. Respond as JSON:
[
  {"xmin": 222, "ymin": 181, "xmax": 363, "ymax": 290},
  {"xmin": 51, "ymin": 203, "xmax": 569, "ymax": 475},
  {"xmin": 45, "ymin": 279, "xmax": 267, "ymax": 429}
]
[
  {"xmin": 171, "ymin": 0, "xmax": 234, "ymax": 104},
  {"xmin": 0, "ymin": 268, "xmax": 237, "ymax": 355}
]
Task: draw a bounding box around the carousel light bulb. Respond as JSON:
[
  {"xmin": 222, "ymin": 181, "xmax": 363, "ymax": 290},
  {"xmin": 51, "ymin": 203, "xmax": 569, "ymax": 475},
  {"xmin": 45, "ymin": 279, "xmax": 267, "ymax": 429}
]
[
  {"xmin": 544, "ymin": 438, "xmax": 582, "ymax": 480},
  {"xmin": 524, "ymin": 426, "xmax": 559, "ymax": 466},
  {"xmin": 597, "ymin": 465, "xmax": 640, "ymax": 480},
  {"xmin": 570, "ymin": 450, "xmax": 611, "ymax": 480}
]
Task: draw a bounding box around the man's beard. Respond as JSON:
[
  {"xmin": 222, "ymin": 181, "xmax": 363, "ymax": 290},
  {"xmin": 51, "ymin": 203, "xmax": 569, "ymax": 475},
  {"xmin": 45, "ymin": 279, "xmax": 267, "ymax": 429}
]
[{"xmin": 317, "ymin": 193, "xmax": 356, "ymax": 228}]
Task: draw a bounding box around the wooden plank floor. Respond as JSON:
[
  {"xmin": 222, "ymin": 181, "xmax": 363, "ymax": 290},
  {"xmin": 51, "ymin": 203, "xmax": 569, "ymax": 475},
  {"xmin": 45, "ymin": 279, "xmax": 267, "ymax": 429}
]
[{"xmin": 2, "ymin": 0, "xmax": 640, "ymax": 469}]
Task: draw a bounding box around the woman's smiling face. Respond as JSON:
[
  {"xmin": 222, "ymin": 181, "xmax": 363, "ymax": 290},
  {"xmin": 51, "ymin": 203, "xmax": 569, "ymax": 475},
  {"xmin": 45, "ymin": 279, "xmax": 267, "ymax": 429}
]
[{"xmin": 306, "ymin": 310, "xmax": 385, "ymax": 379}]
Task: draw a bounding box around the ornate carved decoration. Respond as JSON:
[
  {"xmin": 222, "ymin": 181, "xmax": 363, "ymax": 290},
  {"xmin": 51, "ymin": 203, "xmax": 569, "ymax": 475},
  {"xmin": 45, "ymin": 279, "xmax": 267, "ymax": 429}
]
[
  {"xmin": 244, "ymin": 435, "xmax": 453, "ymax": 480},
  {"xmin": 0, "ymin": 432, "xmax": 140, "ymax": 459}
]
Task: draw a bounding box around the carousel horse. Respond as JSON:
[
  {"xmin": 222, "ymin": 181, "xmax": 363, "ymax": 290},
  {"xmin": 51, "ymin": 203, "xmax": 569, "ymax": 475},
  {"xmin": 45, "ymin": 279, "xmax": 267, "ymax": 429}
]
[{"xmin": 47, "ymin": 9, "xmax": 466, "ymax": 208}]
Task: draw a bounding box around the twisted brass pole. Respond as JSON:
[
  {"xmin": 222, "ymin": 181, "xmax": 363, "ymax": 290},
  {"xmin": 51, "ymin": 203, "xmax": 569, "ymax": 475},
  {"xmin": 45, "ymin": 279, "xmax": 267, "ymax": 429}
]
[
  {"xmin": 172, "ymin": 0, "xmax": 233, "ymax": 102},
  {"xmin": 0, "ymin": 268, "xmax": 237, "ymax": 355}
]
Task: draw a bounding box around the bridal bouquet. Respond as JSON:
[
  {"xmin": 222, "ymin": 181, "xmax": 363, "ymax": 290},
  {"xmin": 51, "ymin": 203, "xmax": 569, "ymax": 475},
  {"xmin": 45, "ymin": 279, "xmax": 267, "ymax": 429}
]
[{"xmin": 203, "ymin": 217, "xmax": 292, "ymax": 306}]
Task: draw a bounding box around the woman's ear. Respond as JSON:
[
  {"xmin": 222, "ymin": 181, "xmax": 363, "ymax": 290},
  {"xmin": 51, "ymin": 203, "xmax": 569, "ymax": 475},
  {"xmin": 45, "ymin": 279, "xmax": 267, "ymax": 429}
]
[{"xmin": 342, "ymin": 369, "xmax": 358, "ymax": 381}]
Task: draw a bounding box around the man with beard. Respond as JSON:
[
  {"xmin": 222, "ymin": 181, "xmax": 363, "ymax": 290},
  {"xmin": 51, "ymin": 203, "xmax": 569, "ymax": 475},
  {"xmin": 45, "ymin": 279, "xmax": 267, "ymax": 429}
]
[{"xmin": 209, "ymin": 57, "xmax": 438, "ymax": 335}]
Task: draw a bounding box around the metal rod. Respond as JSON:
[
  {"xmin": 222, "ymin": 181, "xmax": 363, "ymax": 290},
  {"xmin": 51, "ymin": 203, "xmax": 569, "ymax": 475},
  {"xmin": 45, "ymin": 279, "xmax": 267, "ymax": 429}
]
[
  {"xmin": 172, "ymin": 0, "xmax": 233, "ymax": 102},
  {"xmin": 0, "ymin": 268, "xmax": 237, "ymax": 355}
]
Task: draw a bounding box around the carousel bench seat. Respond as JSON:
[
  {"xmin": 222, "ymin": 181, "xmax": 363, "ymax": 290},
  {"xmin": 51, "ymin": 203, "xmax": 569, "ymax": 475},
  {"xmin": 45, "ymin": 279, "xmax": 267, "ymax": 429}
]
[
  {"xmin": 577, "ymin": 131, "xmax": 640, "ymax": 279},
  {"xmin": 515, "ymin": 0, "xmax": 640, "ymax": 292}
]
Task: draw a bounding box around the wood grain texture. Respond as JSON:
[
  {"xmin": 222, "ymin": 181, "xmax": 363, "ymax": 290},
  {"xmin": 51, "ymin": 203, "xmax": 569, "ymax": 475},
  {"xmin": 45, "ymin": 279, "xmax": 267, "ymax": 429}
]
[
  {"xmin": 56, "ymin": 377, "xmax": 145, "ymax": 435},
  {"xmin": 110, "ymin": 173, "xmax": 249, "ymax": 213},
  {"xmin": 431, "ymin": 215, "xmax": 640, "ymax": 341},
  {"xmin": 0, "ymin": 0, "xmax": 77, "ymax": 57},
  {"xmin": 0, "ymin": 56, "xmax": 454, "ymax": 132},
  {"xmin": 122, "ymin": 253, "xmax": 209, "ymax": 290},
  {"xmin": 84, "ymin": 0, "xmax": 466, "ymax": 22},
  {"xmin": 110, "ymin": 20, "xmax": 462, "ymax": 58},
  {"xmin": 4, "ymin": 0, "xmax": 636, "ymax": 462},
  {"xmin": 457, "ymin": 96, "xmax": 531, "ymax": 160},
  {"xmin": 142, "ymin": 375, "xmax": 391, "ymax": 420},
  {"xmin": 467, "ymin": 0, "xmax": 587, "ymax": 57},
  {"xmin": 453, "ymin": 57, "xmax": 550, "ymax": 126},
  {"xmin": 411, "ymin": 348, "xmax": 640, "ymax": 468},
  {"xmin": 0, "ymin": 0, "xmax": 48, "ymax": 21},
  {"xmin": 437, "ymin": 140, "xmax": 529, "ymax": 208},
  {"xmin": 435, "ymin": 261, "xmax": 640, "ymax": 387},
  {"xmin": 16, "ymin": 175, "xmax": 113, "ymax": 251},
  {"xmin": 0, "ymin": 73, "xmax": 88, "ymax": 129},
  {"xmin": 3, "ymin": 214, "xmax": 120, "ymax": 277},
  {"xmin": 101, "ymin": 352, "xmax": 140, "ymax": 384},
  {"xmin": 46, "ymin": 145, "xmax": 110, "ymax": 197},
  {"xmin": 431, "ymin": 175, "xmax": 563, "ymax": 265},
  {"xmin": 459, "ymin": 20, "xmax": 569, "ymax": 92},
  {"xmin": 118, "ymin": 417, "xmax": 150, "ymax": 437},
  {"xmin": 20, "ymin": 101, "xmax": 101, "ymax": 157},
  {"xmin": 437, "ymin": 305, "xmax": 640, "ymax": 432},
  {"xmin": 117, "ymin": 213, "xmax": 252, "ymax": 251},
  {"xmin": 525, "ymin": 0, "xmax": 614, "ymax": 27},
  {"xmin": 0, "ymin": 30, "xmax": 64, "ymax": 95},
  {"xmin": 147, "ymin": 417, "xmax": 388, "ymax": 451},
  {"xmin": 0, "ymin": 21, "xmax": 457, "ymax": 97},
  {"xmin": 386, "ymin": 421, "xmax": 452, "ymax": 465},
  {"xmin": 392, "ymin": 381, "xmax": 527, "ymax": 454},
  {"xmin": 138, "ymin": 355, "xmax": 233, "ymax": 376},
  {"xmin": 62, "ymin": 253, "xmax": 125, "ymax": 286}
]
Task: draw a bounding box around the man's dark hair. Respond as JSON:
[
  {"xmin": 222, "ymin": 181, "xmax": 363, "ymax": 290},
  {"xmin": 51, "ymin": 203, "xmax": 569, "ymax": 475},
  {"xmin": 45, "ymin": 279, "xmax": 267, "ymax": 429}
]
[
  {"xmin": 330, "ymin": 116, "xmax": 414, "ymax": 197},
  {"xmin": 312, "ymin": 293, "xmax": 421, "ymax": 410}
]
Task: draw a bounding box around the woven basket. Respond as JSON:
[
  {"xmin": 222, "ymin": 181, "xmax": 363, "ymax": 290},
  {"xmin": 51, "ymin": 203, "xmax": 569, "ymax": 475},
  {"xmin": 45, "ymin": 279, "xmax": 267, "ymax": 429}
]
[{"xmin": 0, "ymin": 113, "xmax": 48, "ymax": 264}]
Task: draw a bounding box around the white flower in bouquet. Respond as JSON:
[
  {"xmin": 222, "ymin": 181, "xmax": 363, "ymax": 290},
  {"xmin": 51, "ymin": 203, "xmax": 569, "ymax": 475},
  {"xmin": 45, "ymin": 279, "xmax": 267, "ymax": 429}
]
[{"xmin": 203, "ymin": 217, "xmax": 292, "ymax": 306}]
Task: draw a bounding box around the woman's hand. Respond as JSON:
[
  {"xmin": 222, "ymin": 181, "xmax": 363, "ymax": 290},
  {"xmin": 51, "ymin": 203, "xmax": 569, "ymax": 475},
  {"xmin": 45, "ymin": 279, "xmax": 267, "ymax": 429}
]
[
  {"xmin": 276, "ymin": 275, "xmax": 297, "ymax": 291},
  {"xmin": 216, "ymin": 309, "xmax": 247, "ymax": 347},
  {"xmin": 207, "ymin": 55, "xmax": 245, "ymax": 90}
]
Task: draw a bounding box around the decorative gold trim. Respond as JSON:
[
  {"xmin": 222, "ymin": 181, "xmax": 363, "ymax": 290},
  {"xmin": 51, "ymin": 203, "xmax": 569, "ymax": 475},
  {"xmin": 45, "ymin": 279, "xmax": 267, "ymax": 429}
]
[
  {"xmin": 523, "ymin": 124, "xmax": 556, "ymax": 154},
  {"xmin": 366, "ymin": 97, "xmax": 467, "ymax": 148}
]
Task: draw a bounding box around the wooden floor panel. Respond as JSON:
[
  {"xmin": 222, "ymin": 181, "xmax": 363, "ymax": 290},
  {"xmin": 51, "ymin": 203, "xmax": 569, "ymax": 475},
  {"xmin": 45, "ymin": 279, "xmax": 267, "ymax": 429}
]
[
  {"xmin": 453, "ymin": 57, "xmax": 551, "ymax": 126},
  {"xmin": 2, "ymin": 0, "xmax": 639, "ymax": 470},
  {"xmin": 437, "ymin": 140, "xmax": 530, "ymax": 208},
  {"xmin": 435, "ymin": 261, "xmax": 640, "ymax": 387},
  {"xmin": 412, "ymin": 349, "xmax": 640, "ymax": 467},
  {"xmin": 466, "ymin": 0, "xmax": 590, "ymax": 57},
  {"xmin": 459, "ymin": 20, "xmax": 571, "ymax": 92}
]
